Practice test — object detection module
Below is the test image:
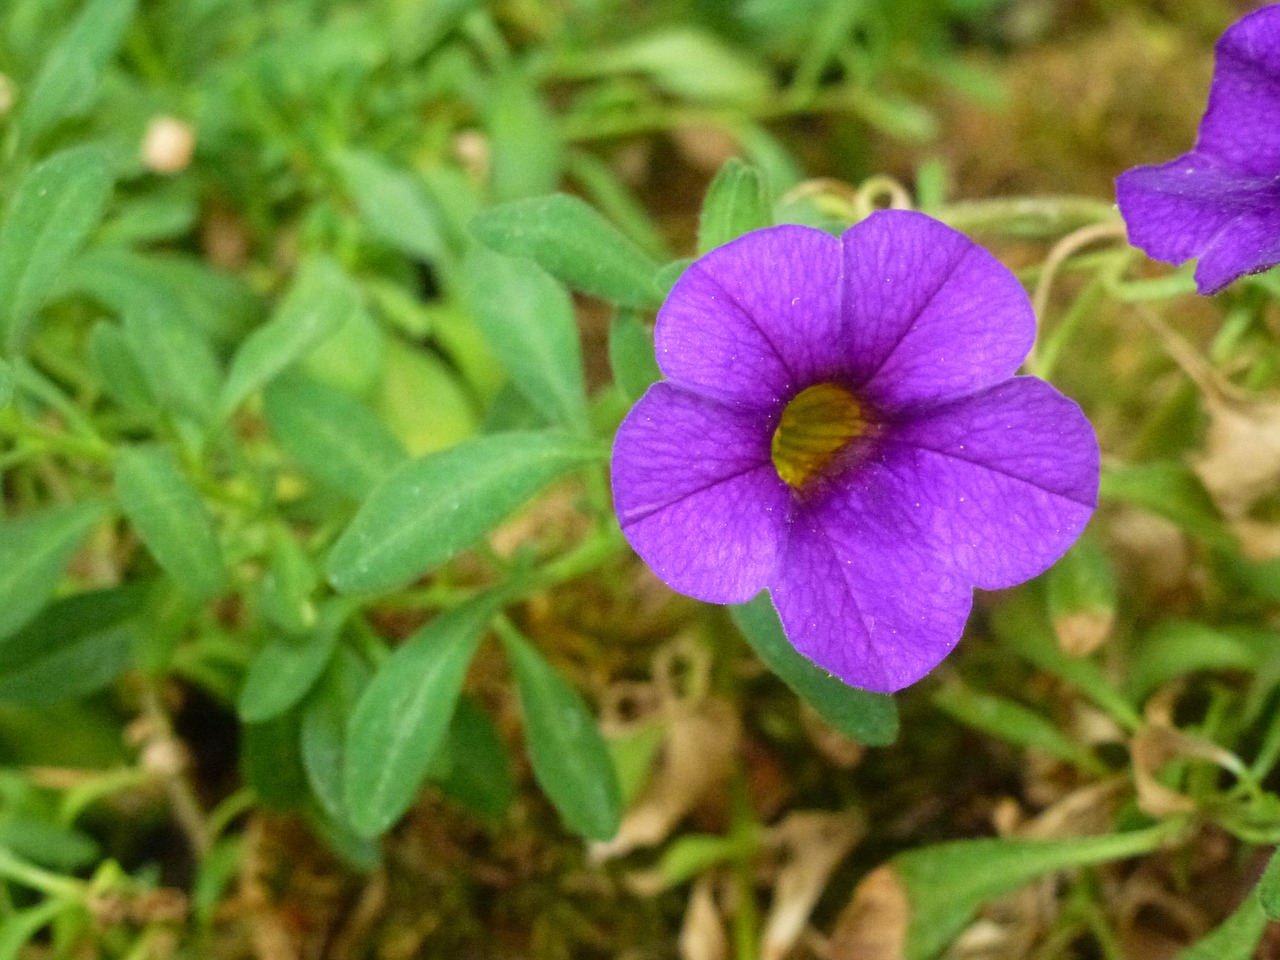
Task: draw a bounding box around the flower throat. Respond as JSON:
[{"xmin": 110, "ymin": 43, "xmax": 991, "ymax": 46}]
[{"xmin": 771, "ymin": 383, "xmax": 865, "ymax": 490}]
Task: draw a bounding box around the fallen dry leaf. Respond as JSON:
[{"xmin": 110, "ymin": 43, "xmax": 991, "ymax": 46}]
[
  {"xmin": 593, "ymin": 638, "xmax": 740, "ymax": 862},
  {"xmin": 680, "ymin": 876, "xmax": 730, "ymax": 960},
  {"xmin": 1143, "ymin": 308, "xmax": 1280, "ymax": 518},
  {"xmin": 828, "ymin": 865, "xmax": 910, "ymax": 960},
  {"xmin": 761, "ymin": 811, "xmax": 865, "ymax": 960}
]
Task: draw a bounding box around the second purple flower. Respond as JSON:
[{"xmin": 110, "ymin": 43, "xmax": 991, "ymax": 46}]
[{"xmin": 611, "ymin": 211, "xmax": 1100, "ymax": 693}]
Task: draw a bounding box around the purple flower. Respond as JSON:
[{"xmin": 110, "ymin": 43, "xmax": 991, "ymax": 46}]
[
  {"xmin": 610, "ymin": 211, "xmax": 1099, "ymax": 693},
  {"xmin": 1116, "ymin": 4, "xmax": 1280, "ymax": 295}
]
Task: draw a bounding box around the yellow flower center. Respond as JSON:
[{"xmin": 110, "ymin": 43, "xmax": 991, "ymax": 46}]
[{"xmin": 771, "ymin": 383, "xmax": 866, "ymax": 490}]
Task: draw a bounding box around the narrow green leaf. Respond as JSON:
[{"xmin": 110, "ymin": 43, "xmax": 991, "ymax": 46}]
[
  {"xmin": 731, "ymin": 594, "xmax": 898, "ymax": 747},
  {"xmin": 96, "ymin": 188, "xmax": 199, "ymax": 248},
  {"xmin": 1100, "ymin": 461, "xmax": 1233, "ymax": 548},
  {"xmin": 933, "ymin": 684, "xmax": 1106, "ymax": 775},
  {"xmin": 587, "ymin": 29, "xmax": 771, "ymax": 105},
  {"xmin": 238, "ymin": 599, "xmax": 348, "ymax": 724},
  {"xmin": 1045, "ymin": 528, "xmax": 1115, "ymax": 656},
  {"xmin": 1259, "ymin": 848, "xmax": 1280, "ymax": 920},
  {"xmin": 0, "ymin": 818, "xmax": 99, "ymax": 871},
  {"xmin": 0, "ymin": 500, "xmax": 107, "ymax": 640},
  {"xmin": 122, "ymin": 300, "xmax": 222, "ymax": 425},
  {"xmin": 463, "ymin": 246, "xmax": 588, "ymax": 431},
  {"xmin": 0, "ymin": 359, "xmax": 12, "ymax": 408},
  {"xmin": 327, "ymin": 431, "xmax": 601, "ymax": 595},
  {"xmin": 434, "ymin": 694, "xmax": 514, "ymax": 821},
  {"xmin": 218, "ymin": 258, "xmax": 358, "ymax": 418},
  {"xmin": 698, "ymin": 158, "xmax": 771, "ymax": 253},
  {"xmin": 0, "ymin": 900, "xmax": 66, "ymax": 960},
  {"xmin": 114, "ymin": 445, "xmax": 226, "ymax": 600},
  {"xmin": 264, "ymin": 375, "xmax": 407, "ymax": 501},
  {"xmin": 471, "ymin": 193, "xmax": 661, "ymax": 307},
  {"xmin": 896, "ymin": 825, "xmax": 1176, "ymax": 960},
  {"xmin": 1175, "ymin": 890, "xmax": 1268, "ymax": 960},
  {"xmin": 19, "ymin": 0, "xmax": 139, "ymax": 144},
  {"xmin": 566, "ymin": 149, "xmax": 672, "ymax": 260},
  {"xmin": 608, "ymin": 309, "xmax": 662, "ymax": 402},
  {"xmin": 242, "ymin": 712, "xmax": 307, "ymax": 810},
  {"xmin": 1127, "ymin": 622, "xmax": 1274, "ymax": 705},
  {"xmin": 0, "ymin": 145, "xmax": 113, "ymax": 351},
  {"xmin": 333, "ymin": 150, "xmax": 447, "ymax": 263},
  {"xmin": 487, "ymin": 71, "xmax": 563, "ymax": 202},
  {"xmin": 258, "ymin": 529, "xmax": 320, "ymax": 635},
  {"xmin": 301, "ymin": 648, "xmax": 371, "ymax": 825},
  {"xmin": 501, "ymin": 625, "xmax": 620, "ymax": 840},
  {"xmin": 88, "ymin": 322, "xmax": 152, "ymax": 413},
  {"xmin": 58, "ymin": 249, "xmax": 261, "ymax": 346},
  {"xmin": 0, "ymin": 587, "xmax": 141, "ymax": 705},
  {"xmin": 990, "ymin": 594, "xmax": 1142, "ymax": 733},
  {"xmin": 343, "ymin": 597, "xmax": 496, "ymax": 836}
]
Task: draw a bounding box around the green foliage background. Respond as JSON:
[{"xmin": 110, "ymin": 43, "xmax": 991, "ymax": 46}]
[{"xmin": 1, "ymin": 0, "xmax": 1279, "ymax": 957}]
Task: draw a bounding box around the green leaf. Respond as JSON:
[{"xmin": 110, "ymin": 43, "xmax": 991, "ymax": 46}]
[
  {"xmin": 238, "ymin": 599, "xmax": 347, "ymax": 724},
  {"xmin": 1045, "ymin": 528, "xmax": 1115, "ymax": 655},
  {"xmin": 1127, "ymin": 622, "xmax": 1274, "ymax": 705},
  {"xmin": 19, "ymin": 0, "xmax": 139, "ymax": 145},
  {"xmin": 990, "ymin": 593, "xmax": 1142, "ymax": 733},
  {"xmin": 0, "ymin": 145, "xmax": 113, "ymax": 351},
  {"xmin": 333, "ymin": 150, "xmax": 447, "ymax": 263},
  {"xmin": 0, "ymin": 900, "xmax": 66, "ymax": 960},
  {"xmin": 122, "ymin": 299, "xmax": 222, "ymax": 425},
  {"xmin": 487, "ymin": 71, "xmax": 563, "ymax": 202},
  {"xmin": 501, "ymin": 625, "xmax": 621, "ymax": 840},
  {"xmin": 933, "ymin": 684, "xmax": 1105, "ymax": 774},
  {"xmin": 59, "ymin": 249, "xmax": 261, "ymax": 346},
  {"xmin": 301, "ymin": 648, "xmax": 371, "ymax": 825},
  {"xmin": 471, "ymin": 193, "xmax": 661, "ymax": 308},
  {"xmin": 327, "ymin": 430, "xmax": 601, "ymax": 595},
  {"xmin": 0, "ymin": 587, "xmax": 141, "ymax": 705},
  {"xmin": 0, "ymin": 359, "xmax": 12, "ymax": 408},
  {"xmin": 1260, "ymin": 848, "xmax": 1280, "ymax": 920},
  {"xmin": 730, "ymin": 594, "xmax": 898, "ymax": 747},
  {"xmin": 0, "ymin": 818, "xmax": 99, "ymax": 871},
  {"xmin": 608, "ymin": 309, "xmax": 662, "ymax": 402},
  {"xmin": 588, "ymin": 29, "xmax": 771, "ymax": 105},
  {"xmin": 88, "ymin": 322, "xmax": 153, "ymax": 413},
  {"xmin": 218, "ymin": 258, "xmax": 358, "ymax": 418},
  {"xmin": 895, "ymin": 825, "xmax": 1175, "ymax": 960},
  {"xmin": 463, "ymin": 245, "xmax": 588, "ymax": 431},
  {"xmin": 0, "ymin": 500, "xmax": 107, "ymax": 641},
  {"xmin": 1100, "ymin": 461, "xmax": 1233, "ymax": 549},
  {"xmin": 258, "ymin": 529, "xmax": 320, "ymax": 635},
  {"xmin": 264, "ymin": 375, "xmax": 407, "ymax": 501},
  {"xmin": 343, "ymin": 597, "xmax": 496, "ymax": 836},
  {"xmin": 96, "ymin": 188, "xmax": 199, "ymax": 248},
  {"xmin": 114, "ymin": 445, "xmax": 226, "ymax": 600},
  {"xmin": 1175, "ymin": 890, "xmax": 1267, "ymax": 960},
  {"xmin": 698, "ymin": 157, "xmax": 771, "ymax": 253},
  {"xmin": 434, "ymin": 694, "xmax": 514, "ymax": 821},
  {"xmin": 242, "ymin": 711, "xmax": 307, "ymax": 810}
]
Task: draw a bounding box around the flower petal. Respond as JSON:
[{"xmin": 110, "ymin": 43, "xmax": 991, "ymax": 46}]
[
  {"xmin": 1115, "ymin": 151, "xmax": 1278, "ymax": 270},
  {"xmin": 839, "ymin": 210, "xmax": 1034, "ymax": 410},
  {"xmin": 1194, "ymin": 204, "xmax": 1280, "ymax": 295},
  {"xmin": 770, "ymin": 490, "xmax": 973, "ymax": 694},
  {"xmin": 611, "ymin": 382, "xmax": 790, "ymax": 603},
  {"xmin": 1196, "ymin": 4, "xmax": 1280, "ymax": 177},
  {"xmin": 884, "ymin": 376, "xmax": 1099, "ymax": 590},
  {"xmin": 655, "ymin": 225, "xmax": 844, "ymax": 408}
]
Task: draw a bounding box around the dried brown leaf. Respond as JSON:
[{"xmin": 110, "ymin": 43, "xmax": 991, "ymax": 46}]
[
  {"xmin": 761, "ymin": 811, "xmax": 865, "ymax": 960},
  {"xmin": 1053, "ymin": 609, "xmax": 1114, "ymax": 658},
  {"xmin": 680, "ymin": 876, "xmax": 730, "ymax": 960},
  {"xmin": 829, "ymin": 865, "xmax": 909, "ymax": 960}
]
